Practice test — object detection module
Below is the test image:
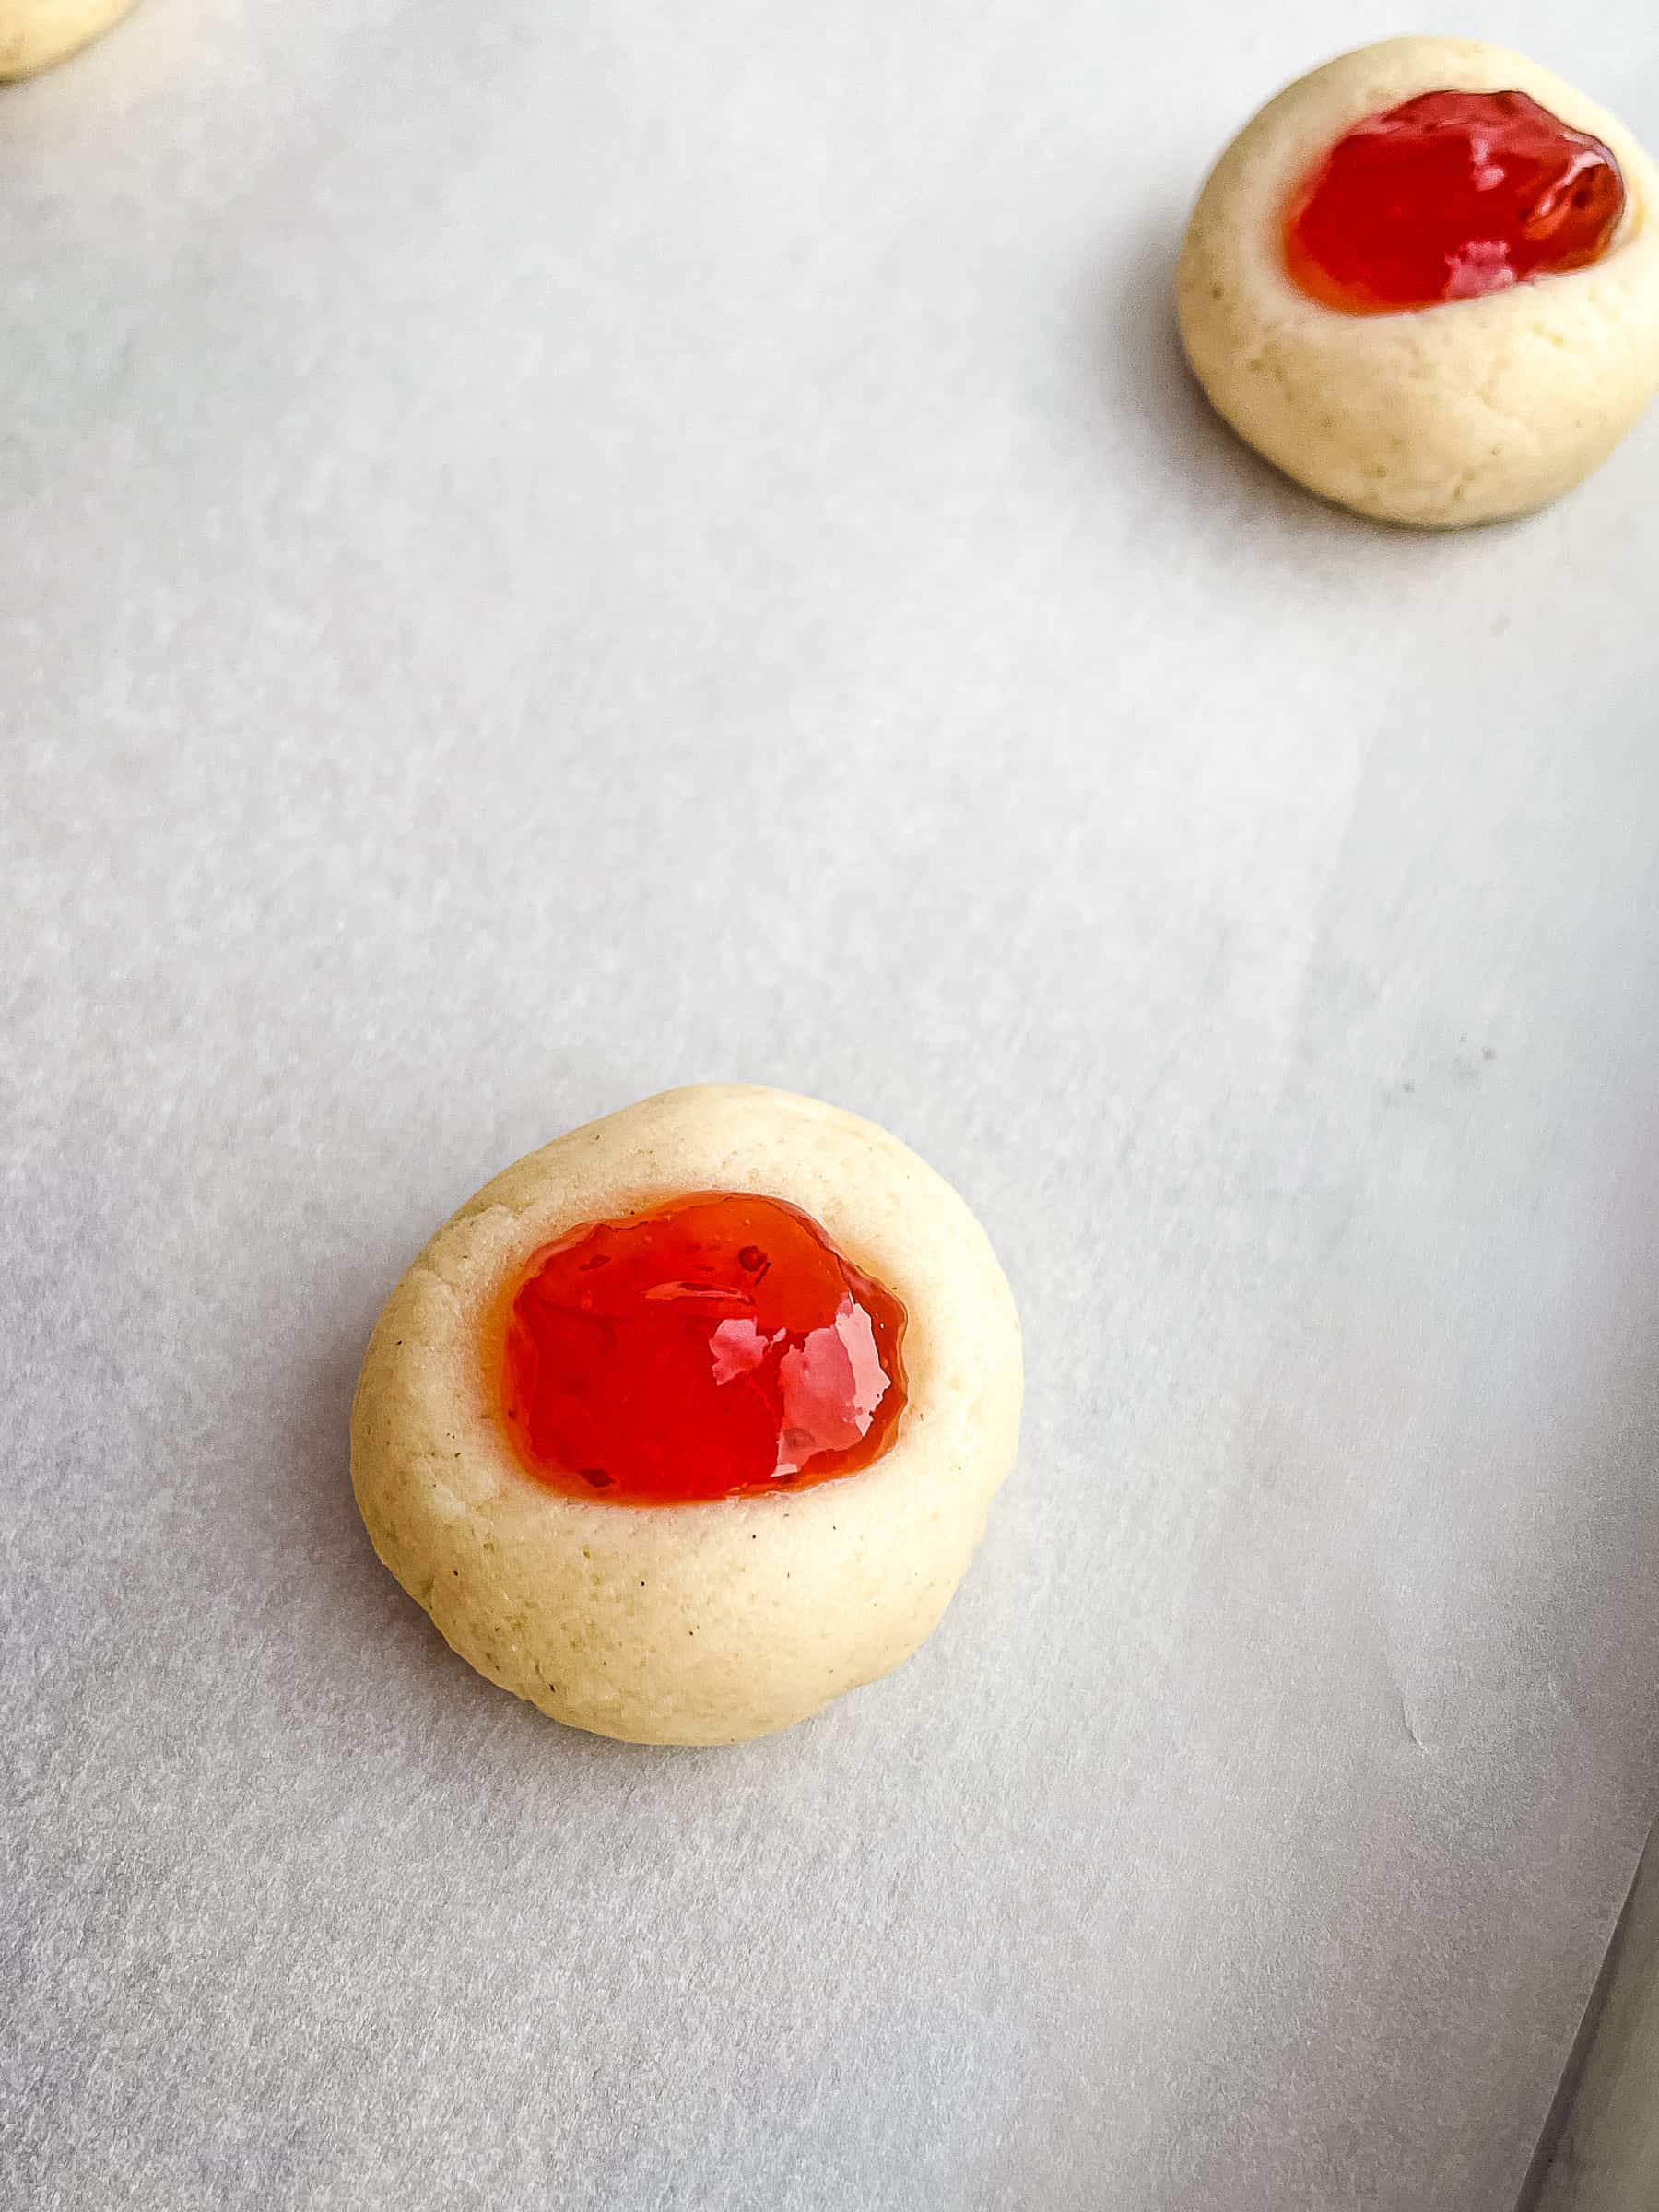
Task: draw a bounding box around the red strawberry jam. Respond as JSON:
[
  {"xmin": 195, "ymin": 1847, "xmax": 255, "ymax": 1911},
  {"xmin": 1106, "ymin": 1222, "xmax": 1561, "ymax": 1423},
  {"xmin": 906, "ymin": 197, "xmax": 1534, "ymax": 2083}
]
[
  {"xmin": 1284, "ymin": 89, "xmax": 1625, "ymax": 315},
  {"xmin": 498, "ymin": 1192, "xmax": 907, "ymax": 1503}
]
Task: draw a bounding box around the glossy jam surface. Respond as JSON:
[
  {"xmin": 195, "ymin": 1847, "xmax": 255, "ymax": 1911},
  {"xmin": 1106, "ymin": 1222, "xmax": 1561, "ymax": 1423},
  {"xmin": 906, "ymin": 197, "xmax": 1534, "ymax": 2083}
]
[
  {"xmin": 1284, "ymin": 89, "xmax": 1625, "ymax": 314},
  {"xmin": 499, "ymin": 1192, "xmax": 908, "ymax": 1504}
]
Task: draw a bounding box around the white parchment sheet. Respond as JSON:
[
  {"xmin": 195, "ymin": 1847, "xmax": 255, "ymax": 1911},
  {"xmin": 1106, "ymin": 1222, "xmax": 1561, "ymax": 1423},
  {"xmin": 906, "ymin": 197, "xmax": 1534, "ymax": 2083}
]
[{"xmin": 5, "ymin": 4, "xmax": 1658, "ymax": 2206}]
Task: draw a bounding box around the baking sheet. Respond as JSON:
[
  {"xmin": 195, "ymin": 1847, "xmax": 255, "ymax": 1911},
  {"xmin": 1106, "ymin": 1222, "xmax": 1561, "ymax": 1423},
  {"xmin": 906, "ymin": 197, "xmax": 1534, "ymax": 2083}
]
[
  {"xmin": 5, "ymin": 2, "xmax": 1659, "ymax": 2206},
  {"xmin": 1535, "ymin": 1841, "xmax": 1659, "ymax": 2209}
]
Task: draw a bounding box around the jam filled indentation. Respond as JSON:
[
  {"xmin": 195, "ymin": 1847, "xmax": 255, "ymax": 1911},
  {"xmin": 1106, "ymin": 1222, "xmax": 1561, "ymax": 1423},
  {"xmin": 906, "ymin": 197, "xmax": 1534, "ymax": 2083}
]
[
  {"xmin": 499, "ymin": 1192, "xmax": 908, "ymax": 1503},
  {"xmin": 1284, "ymin": 89, "xmax": 1625, "ymax": 315}
]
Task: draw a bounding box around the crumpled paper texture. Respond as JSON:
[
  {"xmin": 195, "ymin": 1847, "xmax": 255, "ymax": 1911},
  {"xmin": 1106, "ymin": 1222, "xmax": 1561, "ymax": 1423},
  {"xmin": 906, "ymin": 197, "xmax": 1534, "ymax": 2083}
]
[{"xmin": 5, "ymin": 3, "xmax": 1658, "ymax": 2206}]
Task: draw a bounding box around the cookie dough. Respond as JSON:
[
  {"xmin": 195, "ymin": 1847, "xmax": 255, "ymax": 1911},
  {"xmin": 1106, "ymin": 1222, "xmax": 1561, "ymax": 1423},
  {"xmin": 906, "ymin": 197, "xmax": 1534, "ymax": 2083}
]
[
  {"xmin": 350, "ymin": 1086, "xmax": 1023, "ymax": 1745},
  {"xmin": 1, "ymin": 0, "xmax": 136, "ymax": 78},
  {"xmin": 1176, "ymin": 38, "xmax": 1659, "ymax": 525}
]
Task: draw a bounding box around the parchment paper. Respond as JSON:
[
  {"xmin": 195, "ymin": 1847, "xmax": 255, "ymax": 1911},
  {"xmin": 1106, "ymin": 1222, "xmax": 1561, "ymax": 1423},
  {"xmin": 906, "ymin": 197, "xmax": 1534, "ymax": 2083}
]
[{"xmin": 6, "ymin": 3, "xmax": 1659, "ymax": 2206}]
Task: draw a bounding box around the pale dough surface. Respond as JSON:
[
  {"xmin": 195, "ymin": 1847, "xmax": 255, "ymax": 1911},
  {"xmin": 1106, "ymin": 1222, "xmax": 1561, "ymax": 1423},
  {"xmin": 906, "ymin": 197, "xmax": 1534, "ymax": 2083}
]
[
  {"xmin": 351, "ymin": 1085, "xmax": 1023, "ymax": 1745},
  {"xmin": 0, "ymin": 0, "xmax": 135, "ymax": 78},
  {"xmin": 1177, "ymin": 37, "xmax": 1659, "ymax": 526}
]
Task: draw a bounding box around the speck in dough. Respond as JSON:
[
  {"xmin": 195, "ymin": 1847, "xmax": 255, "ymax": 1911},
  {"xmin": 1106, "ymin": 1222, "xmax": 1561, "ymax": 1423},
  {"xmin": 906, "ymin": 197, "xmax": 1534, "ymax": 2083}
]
[
  {"xmin": 350, "ymin": 1086, "xmax": 1023, "ymax": 1746},
  {"xmin": 1176, "ymin": 38, "xmax": 1659, "ymax": 525}
]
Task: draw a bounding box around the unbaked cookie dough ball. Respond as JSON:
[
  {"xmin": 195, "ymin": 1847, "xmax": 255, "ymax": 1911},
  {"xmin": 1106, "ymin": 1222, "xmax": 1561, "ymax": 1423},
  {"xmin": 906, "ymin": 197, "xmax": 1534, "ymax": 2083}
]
[
  {"xmin": 1, "ymin": 0, "xmax": 137, "ymax": 78},
  {"xmin": 351, "ymin": 1086, "xmax": 1023, "ymax": 1746},
  {"xmin": 1176, "ymin": 38, "xmax": 1659, "ymax": 525}
]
